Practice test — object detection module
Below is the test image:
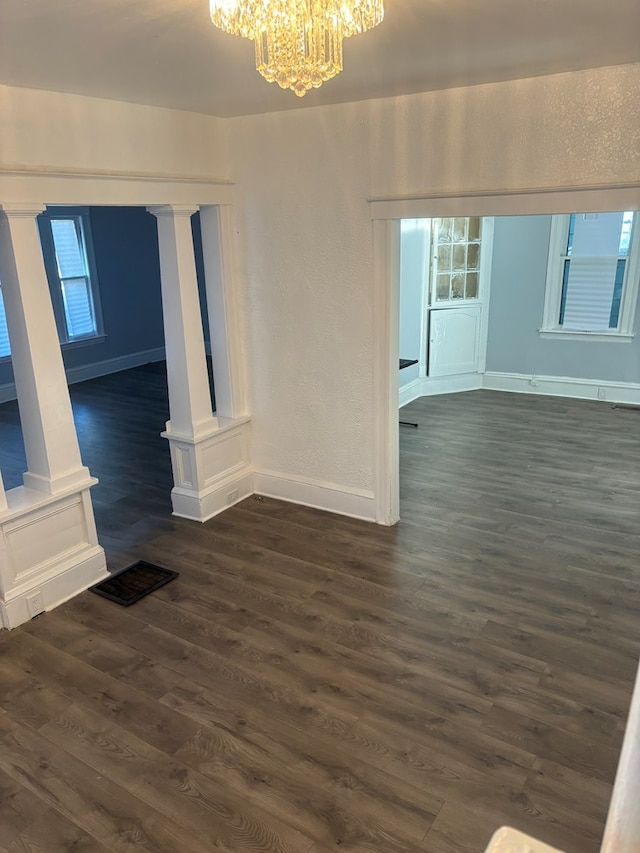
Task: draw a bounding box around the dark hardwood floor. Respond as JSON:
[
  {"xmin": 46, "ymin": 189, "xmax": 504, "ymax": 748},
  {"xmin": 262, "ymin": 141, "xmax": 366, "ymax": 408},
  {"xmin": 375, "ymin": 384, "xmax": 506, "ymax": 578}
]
[{"xmin": 1, "ymin": 374, "xmax": 639, "ymax": 852}]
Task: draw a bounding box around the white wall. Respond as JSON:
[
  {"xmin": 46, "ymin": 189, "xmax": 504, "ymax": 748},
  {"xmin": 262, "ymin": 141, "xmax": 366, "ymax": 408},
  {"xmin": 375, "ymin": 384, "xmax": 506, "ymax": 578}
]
[
  {"xmin": 231, "ymin": 63, "xmax": 640, "ymax": 495},
  {"xmin": 486, "ymin": 215, "xmax": 640, "ymax": 383},
  {"xmin": 0, "ymin": 83, "xmax": 229, "ymax": 178},
  {"xmin": 2, "ymin": 65, "xmax": 639, "ymax": 500}
]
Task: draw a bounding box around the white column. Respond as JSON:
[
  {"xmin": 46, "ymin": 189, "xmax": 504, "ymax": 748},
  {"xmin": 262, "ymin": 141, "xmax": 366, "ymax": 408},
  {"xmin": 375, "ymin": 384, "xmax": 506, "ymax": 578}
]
[
  {"xmin": 0, "ymin": 203, "xmax": 106, "ymax": 630},
  {"xmin": 149, "ymin": 204, "xmax": 253, "ymax": 523},
  {"xmin": 148, "ymin": 204, "xmax": 217, "ymax": 438},
  {"xmin": 0, "ymin": 471, "xmax": 7, "ymax": 513},
  {"xmin": 199, "ymin": 204, "xmax": 247, "ymax": 420},
  {"xmin": 0, "ymin": 203, "xmax": 89, "ymax": 494}
]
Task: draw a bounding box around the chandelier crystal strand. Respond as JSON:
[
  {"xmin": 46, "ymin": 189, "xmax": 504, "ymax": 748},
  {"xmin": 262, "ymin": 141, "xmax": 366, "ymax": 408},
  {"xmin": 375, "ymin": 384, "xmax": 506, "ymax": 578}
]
[{"xmin": 210, "ymin": 0, "xmax": 384, "ymax": 97}]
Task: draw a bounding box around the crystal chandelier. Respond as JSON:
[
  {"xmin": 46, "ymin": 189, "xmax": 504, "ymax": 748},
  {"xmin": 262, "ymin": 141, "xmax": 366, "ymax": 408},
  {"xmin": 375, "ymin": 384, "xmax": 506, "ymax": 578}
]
[{"xmin": 209, "ymin": 0, "xmax": 384, "ymax": 97}]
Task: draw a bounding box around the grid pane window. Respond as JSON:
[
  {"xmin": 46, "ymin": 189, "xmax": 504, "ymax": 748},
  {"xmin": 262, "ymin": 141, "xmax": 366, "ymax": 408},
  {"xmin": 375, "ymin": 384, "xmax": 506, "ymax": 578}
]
[{"xmin": 433, "ymin": 217, "xmax": 482, "ymax": 302}]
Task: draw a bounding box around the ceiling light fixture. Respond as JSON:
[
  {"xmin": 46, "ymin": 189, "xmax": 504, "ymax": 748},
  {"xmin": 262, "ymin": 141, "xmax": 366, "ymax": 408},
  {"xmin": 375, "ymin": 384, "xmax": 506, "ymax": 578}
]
[{"xmin": 209, "ymin": 0, "xmax": 384, "ymax": 97}]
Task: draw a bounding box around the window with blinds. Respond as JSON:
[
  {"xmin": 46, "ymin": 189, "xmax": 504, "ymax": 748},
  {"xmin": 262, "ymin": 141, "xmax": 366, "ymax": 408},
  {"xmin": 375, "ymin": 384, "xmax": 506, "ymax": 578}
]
[
  {"xmin": 542, "ymin": 211, "xmax": 639, "ymax": 339},
  {"xmin": 0, "ymin": 208, "xmax": 102, "ymax": 359},
  {"xmin": 50, "ymin": 217, "xmax": 98, "ymax": 339}
]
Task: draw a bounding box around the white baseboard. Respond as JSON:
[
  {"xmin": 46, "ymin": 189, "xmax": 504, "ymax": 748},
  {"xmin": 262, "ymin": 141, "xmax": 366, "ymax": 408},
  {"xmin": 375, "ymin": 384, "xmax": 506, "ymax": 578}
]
[
  {"xmin": 483, "ymin": 371, "xmax": 640, "ymax": 405},
  {"xmin": 399, "ymin": 378, "xmax": 423, "ymax": 407},
  {"xmin": 253, "ymin": 470, "xmax": 377, "ymax": 523},
  {"xmin": 0, "ymin": 346, "xmax": 166, "ymax": 404},
  {"xmin": 399, "ymin": 373, "xmax": 482, "ymax": 407},
  {"xmin": 171, "ymin": 469, "xmax": 254, "ymax": 523},
  {"xmin": 1, "ymin": 546, "xmax": 107, "ymax": 630}
]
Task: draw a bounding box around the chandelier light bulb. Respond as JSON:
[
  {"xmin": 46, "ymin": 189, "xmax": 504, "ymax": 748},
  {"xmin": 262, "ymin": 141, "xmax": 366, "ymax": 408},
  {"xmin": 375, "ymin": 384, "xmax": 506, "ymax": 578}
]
[{"xmin": 209, "ymin": 0, "xmax": 384, "ymax": 97}]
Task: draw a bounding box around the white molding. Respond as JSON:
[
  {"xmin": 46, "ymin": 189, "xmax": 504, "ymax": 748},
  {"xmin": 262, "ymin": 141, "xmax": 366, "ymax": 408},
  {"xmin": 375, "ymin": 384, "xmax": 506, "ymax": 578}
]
[
  {"xmin": 539, "ymin": 329, "xmax": 634, "ymax": 343},
  {"xmin": 171, "ymin": 469, "xmax": 254, "ymax": 523},
  {"xmin": 399, "ymin": 377, "xmax": 423, "ymax": 407},
  {"xmin": 0, "ymin": 168, "xmax": 234, "ymax": 207},
  {"xmin": 253, "ymin": 470, "xmax": 376, "ymax": 522},
  {"xmin": 0, "ymin": 165, "xmax": 233, "ymax": 185},
  {"xmin": 0, "ymin": 484, "xmax": 107, "ymax": 630},
  {"xmin": 400, "ymin": 374, "xmax": 483, "ymax": 407},
  {"xmin": 477, "ymin": 217, "xmax": 495, "ymax": 373},
  {"xmin": 163, "ymin": 418, "xmax": 252, "ymax": 522},
  {"xmin": 483, "ymin": 371, "xmax": 640, "ymax": 405},
  {"xmin": 0, "ymin": 546, "xmax": 107, "ymax": 630},
  {"xmin": 369, "ymin": 183, "xmax": 640, "ymax": 220},
  {"xmin": 0, "ymin": 347, "xmax": 166, "ymax": 404},
  {"xmin": 372, "ymin": 218, "xmax": 400, "ymax": 526}
]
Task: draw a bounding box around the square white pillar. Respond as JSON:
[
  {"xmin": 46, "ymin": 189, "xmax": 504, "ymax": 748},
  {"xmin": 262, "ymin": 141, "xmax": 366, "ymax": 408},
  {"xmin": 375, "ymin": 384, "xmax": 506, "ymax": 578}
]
[
  {"xmin": 199, "ymin": 204, "xmax": 248, "ymax": 420},
  {"xmin": 0, "ymin": 203, "xmax": 106, "ymax": 629},
  {"xmin": 149, "ymin": 204, "xmax": 252, "ymax": 521},
  {"xmin": 0, "ymin": 204, "xmax": 90, "ymax": 495}
]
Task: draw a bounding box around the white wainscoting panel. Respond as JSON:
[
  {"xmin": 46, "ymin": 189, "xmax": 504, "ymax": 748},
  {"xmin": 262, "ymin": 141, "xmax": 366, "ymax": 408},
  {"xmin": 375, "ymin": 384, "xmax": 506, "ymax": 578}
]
[
  {"xmin": 164, "ymin": 416, "xmax": 253, "ymax": 522},
  {"xmin": 0, "ymin": 484, "xmax": 107, "ymax": 629}
]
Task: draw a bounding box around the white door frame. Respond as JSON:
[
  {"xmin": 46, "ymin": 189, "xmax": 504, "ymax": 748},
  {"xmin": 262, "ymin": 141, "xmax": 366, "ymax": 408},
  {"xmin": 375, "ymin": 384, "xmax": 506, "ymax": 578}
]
[
  {"xmin": 371, "ymin": 184, "xmax": 640, "ymax": 853},
  {"xmin": 370, "ymin": 184, "xmax": 640, "ymax": 527}
]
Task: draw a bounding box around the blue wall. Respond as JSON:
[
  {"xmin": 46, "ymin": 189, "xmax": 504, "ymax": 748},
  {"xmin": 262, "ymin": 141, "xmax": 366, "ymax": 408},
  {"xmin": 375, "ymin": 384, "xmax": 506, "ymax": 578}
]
[
  {"xmin": 0, "ymin": 206, "xmax": 211, "ymax": 391},
  {"xmin": 486, "ymin": 215, "xmax": 640, "ymax": 383},
  {"xmin": 0, "ymin": 206, "xmax": 164, "ymax": 388},
  {"xmin": 75, "ymin": 206, "xmax": 165, "ymax": 367}
]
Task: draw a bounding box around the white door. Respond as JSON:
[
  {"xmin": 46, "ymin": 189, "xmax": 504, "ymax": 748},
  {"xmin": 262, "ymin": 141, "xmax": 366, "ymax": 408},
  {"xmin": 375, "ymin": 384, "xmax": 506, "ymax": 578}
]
[
  {"xmin": 429, "ymin": 305, "xmax": 481, "ymax": 376},
  {"xmin": 427, "ymin": 216, "xmax": 493, "ymax": 381}
]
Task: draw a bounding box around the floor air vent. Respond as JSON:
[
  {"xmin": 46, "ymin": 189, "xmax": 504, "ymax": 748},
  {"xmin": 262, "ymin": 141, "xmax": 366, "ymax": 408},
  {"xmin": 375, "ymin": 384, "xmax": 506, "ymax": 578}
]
[{"xmin": 90, "ymin": 561, "xmax": 178, "ymax": 606}]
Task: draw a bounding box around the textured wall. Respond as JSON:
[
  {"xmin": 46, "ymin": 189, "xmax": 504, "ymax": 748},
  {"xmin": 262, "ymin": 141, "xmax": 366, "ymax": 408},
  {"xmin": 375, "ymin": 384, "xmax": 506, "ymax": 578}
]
[
  {"xmin": 486, "ymin": 215, "xmax": 640, "ymax": 383},
  {"xmin": 366, "ymin": 63, "xmax": 640, "ymax": 198},
  {"xmin": 231, "ymin": 63, "xmax": 640, "ymax": 492},
  {"xmin": 231, "ymin": 105, "xmax": 375, "ymax": 487},
  {"xmin": 0, "ymin": 83, "xmax": 229, "ymax": 178}
]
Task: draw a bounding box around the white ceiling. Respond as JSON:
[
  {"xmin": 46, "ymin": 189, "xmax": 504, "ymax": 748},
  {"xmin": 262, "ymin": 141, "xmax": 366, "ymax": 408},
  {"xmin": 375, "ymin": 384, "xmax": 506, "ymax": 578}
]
[{"xmin": 0, "ymin": 0, "xmax": 639, "ymax": 118}]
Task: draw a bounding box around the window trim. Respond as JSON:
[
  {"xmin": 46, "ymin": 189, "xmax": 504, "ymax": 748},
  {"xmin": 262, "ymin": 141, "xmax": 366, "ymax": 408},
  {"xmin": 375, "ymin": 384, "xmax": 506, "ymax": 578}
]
[
  {"xmin": 38, "ymin": 206, "xmax": 104, "ymax": 345},
  {"xmin": 540, "ymin": 212, "xmax": 640, "ymax": 339}
]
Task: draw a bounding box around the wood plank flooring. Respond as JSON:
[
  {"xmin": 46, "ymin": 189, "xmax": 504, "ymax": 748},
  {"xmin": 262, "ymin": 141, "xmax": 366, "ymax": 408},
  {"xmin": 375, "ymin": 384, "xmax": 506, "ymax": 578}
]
[{"xmin": 1, "ymin": 375, "xmax": 640, "ymax": 852}]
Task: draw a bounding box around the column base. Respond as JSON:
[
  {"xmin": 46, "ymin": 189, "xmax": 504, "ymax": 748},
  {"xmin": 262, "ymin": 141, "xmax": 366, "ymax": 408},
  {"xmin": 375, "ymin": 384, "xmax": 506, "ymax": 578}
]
[
  {"xmin": 23, "ymin": 465, "xmax": 93, "ymax": 496},
  {"xmin": 162, "ymin": 417, "xmax": 253, "ymax": 523},
  {"xmin": 0, "ymin": 482, "xmax": 107, "ymax": 630}
]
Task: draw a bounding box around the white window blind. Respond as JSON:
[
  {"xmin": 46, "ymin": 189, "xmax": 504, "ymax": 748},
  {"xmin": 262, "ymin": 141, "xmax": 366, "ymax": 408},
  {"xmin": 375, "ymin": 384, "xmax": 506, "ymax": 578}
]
[
  {"xmin": 562, "ymin": 257, "xmax": 619, "ymax": 331},
  {"xmin": 50, "ymin": 218, "xmax": 97, "ymax": 339},
  {"xmin": 562, "ymin": 212, "xmax": 625, "ymax": 332}
]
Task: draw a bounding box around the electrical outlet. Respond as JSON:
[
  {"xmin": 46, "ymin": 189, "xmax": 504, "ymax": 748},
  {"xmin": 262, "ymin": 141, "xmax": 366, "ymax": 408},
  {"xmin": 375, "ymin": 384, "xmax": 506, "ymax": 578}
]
[
  {"xmin": 227, "ymin": 489, "xmax": 239, "ymax": 504},
  {"xmin": 26, "ymin": 591, "xmax": 44, "ymax": 618},
  {"xmin": 597, "ymin": 387, "xmax": 606, "ymax": 401}
]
